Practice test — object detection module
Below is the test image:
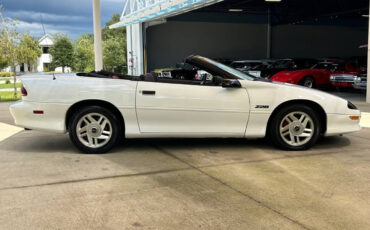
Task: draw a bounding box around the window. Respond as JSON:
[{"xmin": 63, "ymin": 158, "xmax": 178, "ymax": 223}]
[
  {"xmin": 43, "ymin": 47, "xmax": 49, "ymax": 54},
  {"xmin": 200, "ymin": 57, "xmax": 257, "ymax": 81},
  {"xmin": 231, "ymin": 62, "xmax": 261, "ymax": 70}
]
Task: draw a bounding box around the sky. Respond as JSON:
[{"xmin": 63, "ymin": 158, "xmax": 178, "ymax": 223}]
[{"xmin": 0, "ymin": 0, "xmax": 125, "ymax": 39}]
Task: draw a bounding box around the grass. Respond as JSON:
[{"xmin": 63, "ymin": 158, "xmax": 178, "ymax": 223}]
[
  {"xmin": 0, "ymin": 72, "xmax": 13, "ymax": 77},
  {"xmin": 0, "ymin": 83, "xmax": 22, "ymax": 89},
  {"xmin": 0, "ymin": 91, "xmax": 21, "ymax": 102},
  {"xmin": 0, "ymin": 77, "xmax": 14, "ymax": 81}
]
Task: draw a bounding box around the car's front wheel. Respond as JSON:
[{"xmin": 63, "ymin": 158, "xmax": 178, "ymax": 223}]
[
  {"xmin": 68, "ymin": 106, "xmax": 121, "ymax": 154},
  {"xmin": 270, "ymin": 105, "xmax": 321, "ymax": 150},
  {"xmin": 299, "ymin": 77, "xmax": 315, "ymax": 88}
]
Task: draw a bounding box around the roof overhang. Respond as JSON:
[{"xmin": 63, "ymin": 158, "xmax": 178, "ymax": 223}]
[{"xmin": 109, "ymin": 0, "xmax": 223, "ymax": 29}]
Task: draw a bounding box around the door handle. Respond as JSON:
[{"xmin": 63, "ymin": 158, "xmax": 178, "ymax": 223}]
[{"xmin": 142, "ymin": 90, "xmax": 156, "ymax": 95}]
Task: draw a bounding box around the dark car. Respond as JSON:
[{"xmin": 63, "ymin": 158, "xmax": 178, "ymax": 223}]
[
  {"xmin": 230, "ymin": 60, "xmax": 274, "ymax": 77},
  {"xmin": 347, "ymin": 56, "xmax": 367, "ymax": 72},
  {"xmin": 354, "ymin": 74, "xmax": 367, "ymax": 91}
]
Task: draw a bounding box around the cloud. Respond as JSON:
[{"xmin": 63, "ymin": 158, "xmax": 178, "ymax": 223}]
[
  {"xmin": 13, "ymin": 20, "xmax": 90, "ymax": 39},
  {"xmin": 5, "ymin": 11, "xmax": 90, "ymax": 24},
  {"xmin": 1, "ymin": 0, "xmax": 124, "ymax": 38}
]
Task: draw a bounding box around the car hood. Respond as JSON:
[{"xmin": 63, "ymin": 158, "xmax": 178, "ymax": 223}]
[
  {"xmin": 270, "ymin": 70, "xmax": 309, "ymax": 81},
  {"xmin": 330, "ymin": 71, "xmax": 358, "ymax": 75}
]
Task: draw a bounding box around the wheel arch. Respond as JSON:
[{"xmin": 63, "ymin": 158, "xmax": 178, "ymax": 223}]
[
  {"xmin": 266, "ymin": 100, "xmax": 327, "ymax": 136},
  {"xmin": 65, "ymin": 100, "xmax": 125, "ymax": 134}
]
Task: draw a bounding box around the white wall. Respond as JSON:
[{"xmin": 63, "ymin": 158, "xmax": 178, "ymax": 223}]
[{"xmin": 37, "ymin": 54, "xmax": 52, "ymax": 72}]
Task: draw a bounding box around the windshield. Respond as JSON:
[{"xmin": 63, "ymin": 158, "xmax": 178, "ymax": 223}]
[
  {"xmin": 273, "ymin": 60, "xmax": 292, "ymax": 69},
  {"xmin": 231, "ymin": 62, "xmax": 261, "ymax": 70},
  {"xmin": 313, "ymin": 63, "xmax": 346, "ymax": 71},
  {"xmin": 203, "ymin": 57, "xmax": 257, "ymax": 81}
]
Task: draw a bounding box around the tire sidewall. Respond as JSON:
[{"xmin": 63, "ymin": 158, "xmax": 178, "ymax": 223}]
[
  {"xmin": 270, "ymin": 105, "xmax": 321, "ymax": 150},
  {"xmin": 68, "ymin": 106, "xmax": 121, "ymax": 154}
]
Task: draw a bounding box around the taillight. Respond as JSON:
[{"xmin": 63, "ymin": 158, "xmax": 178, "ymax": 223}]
[{"xmin": 21, "ymin": 85, "xmax": 28, "ymax": 96}]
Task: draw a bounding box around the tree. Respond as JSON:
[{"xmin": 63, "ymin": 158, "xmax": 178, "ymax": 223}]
[
  {"xmin": 49, "ymin": 34, "xmax": 74, "ymax": 73},
  {"xmin": 18, "ymin": 34, "xmax": 41, "ymax": 72},
  {"xmin": 74, "ymin": 34, "xmax": 94, "ymax": 72},
  {"xmin": 0, "ymin": 6, "xmax": 22, "ymax": 98},
  {"xmin": 102, "ymin": 14, "xmax": 127, "ymax": 73},
  {"xmin": 0, "ymin": 52, "xmax": 8, "ymax": 69},
  {"xmin": 103, "ymin": 35, "xmax": 127, "ymax": 72}
]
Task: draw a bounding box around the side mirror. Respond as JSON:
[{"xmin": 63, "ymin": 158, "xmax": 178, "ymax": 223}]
[{"xmin": 222, "ymin": 79, "xmax": 241, "ymax": 88}]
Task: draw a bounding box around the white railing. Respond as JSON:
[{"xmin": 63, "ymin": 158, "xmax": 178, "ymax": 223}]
[{"xmin": 110, "ymin": 0, "xmax": 223, "ymax": 28}]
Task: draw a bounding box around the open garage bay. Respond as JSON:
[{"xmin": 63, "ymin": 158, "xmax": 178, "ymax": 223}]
[{"xmin": 0, "ymin": 102, "xmax": 370, "ymax": 230}]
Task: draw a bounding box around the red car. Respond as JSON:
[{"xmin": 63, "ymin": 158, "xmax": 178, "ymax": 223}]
[{"xmin": 270, "ymin": 62, "xmax": 360, "ymax": 89}]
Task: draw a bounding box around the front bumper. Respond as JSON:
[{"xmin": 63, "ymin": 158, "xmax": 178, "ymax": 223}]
[
  {"xmin": 9, "ymin": 100, "xmax": 69, "ymax": 133},
  {"xmin": 325, "ymin": 111, "xmax": 361, "ymax": 136},
  {"xmin": 353, "ymin": 82, "xmax": 367, "ymax": 90},
  {"xmin": 331, "ymin": 82, "xmax": 354, "ymax": 88}
]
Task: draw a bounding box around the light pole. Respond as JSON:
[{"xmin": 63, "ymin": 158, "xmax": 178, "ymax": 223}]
[{"xmin": 93, "ymin": 0, "xmax": 103, "ymax": 71}]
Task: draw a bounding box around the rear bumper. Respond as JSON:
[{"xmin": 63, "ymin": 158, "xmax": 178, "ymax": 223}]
[
  {"xmin": 325, "ymin": 112, "xmax": 361, "ymax": 136},
  {"xmin": 9, "ymin": 100, "xmax": 69, "ymax": 133}
]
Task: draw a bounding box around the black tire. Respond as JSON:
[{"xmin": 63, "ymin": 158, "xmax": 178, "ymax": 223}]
[
  {"xmin": 299, "ymin": 76, "xmax": 315, "ymax": 88},
  {"xmin": 269, "ymin": 104, "xmax": 321, "ymax": 151},
  {"xmin": 68, "ymin": 106, "xmax": 122, "ymax": 154}
]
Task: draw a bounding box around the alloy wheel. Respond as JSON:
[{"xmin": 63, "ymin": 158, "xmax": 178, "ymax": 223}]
[
  {"xmin": 279, "ymin": 112, "xmax": 314, "ymax": 147},
  {"xmin": 76, "ymin": 113, "xmax": 113, "ymax": 148}
]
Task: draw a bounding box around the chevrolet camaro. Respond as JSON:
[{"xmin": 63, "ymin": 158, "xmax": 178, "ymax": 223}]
[{"xmin": 10, "ymin": 56, "xmax": 361, "ymax": 153}]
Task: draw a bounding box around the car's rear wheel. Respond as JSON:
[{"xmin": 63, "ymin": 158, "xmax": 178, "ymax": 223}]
[
  {"xmin": 270, "ymin": 105, "xmax": 321, "ymax": 150},
  {"xmin": 299, "ymin": 77, "xmax": 315, "ymax": 88},
  {"xmin": 69, "ymin": 106, "xmax": 121, "ymax": 154}
]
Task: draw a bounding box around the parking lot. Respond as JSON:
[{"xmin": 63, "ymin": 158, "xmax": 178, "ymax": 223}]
[{"xmin": 0, "ymin": 99, "xmax": 369, "ymax": 230}]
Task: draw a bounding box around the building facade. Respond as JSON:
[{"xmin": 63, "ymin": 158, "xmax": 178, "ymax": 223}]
[
  {"xmin": 1, "ymin": 34, "xmax": 54, "ymax": 73},
  {"xmin": 37, "ymin": 34, "xmax": 53, "ymax": 72}
]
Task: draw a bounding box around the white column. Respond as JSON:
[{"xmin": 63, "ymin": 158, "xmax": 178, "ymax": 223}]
[
  {"xmin": 126, "ymin": 23, "xmax": 144, "ymax": 76},
  {"xmin": 367, "ymin": 3, "xmax": 370, "ymax": 103},
  {"xmin": 93, "ymin": 0, "xmax": 103, "ymax": 71},
  {"xmin": 366, "ymin": 3, "xmax": 370, "ymax": 103}
]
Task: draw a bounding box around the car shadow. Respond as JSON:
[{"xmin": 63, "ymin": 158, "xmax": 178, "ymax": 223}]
[{"xmin": 0, "ymin": 131, "xmax": 352, "ymax": 155}]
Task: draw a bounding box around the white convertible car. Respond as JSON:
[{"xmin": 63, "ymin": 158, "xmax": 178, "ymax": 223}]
[{"xmin": 10, "ymin": 56, "xmax": 361, "ymax": 153}]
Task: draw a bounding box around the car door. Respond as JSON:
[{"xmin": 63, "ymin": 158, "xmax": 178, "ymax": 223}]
[
  {"xmin": 309, "ymin": 69, "xmax": 329, "ymax": 85},
  {"xmin": 135, "ymin": 81, "xmax": 250, "ymax": 136}
]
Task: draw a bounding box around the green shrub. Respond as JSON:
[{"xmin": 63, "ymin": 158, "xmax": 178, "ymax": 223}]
[
  {"xmin": 0, "ymin": 72, "xmax": 13, "ymax": 77},
  {"xmin": 5, "ymin": 79, "xmax": 10, "ymax": 84},
  {"xmin": 0, "ymin": 91, "xmax": 21, "ymax": 102}
]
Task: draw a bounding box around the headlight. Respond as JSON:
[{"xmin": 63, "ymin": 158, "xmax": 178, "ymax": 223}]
[
  {"xmin": 348, "ymin": 101, "xmax": 358, "ymax": 110},
  {"xmin": 330, "ymin": 75, "xmax": 335, "ymax": 81},
  {"xmin": 354, "ymin": 76, "xmax": 361, "ymax": 83}
]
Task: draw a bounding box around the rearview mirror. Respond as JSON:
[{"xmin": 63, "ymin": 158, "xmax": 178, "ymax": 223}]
[{"xmin": 222, "ymin": 79, "xmax": 241, "ymax": 88}]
